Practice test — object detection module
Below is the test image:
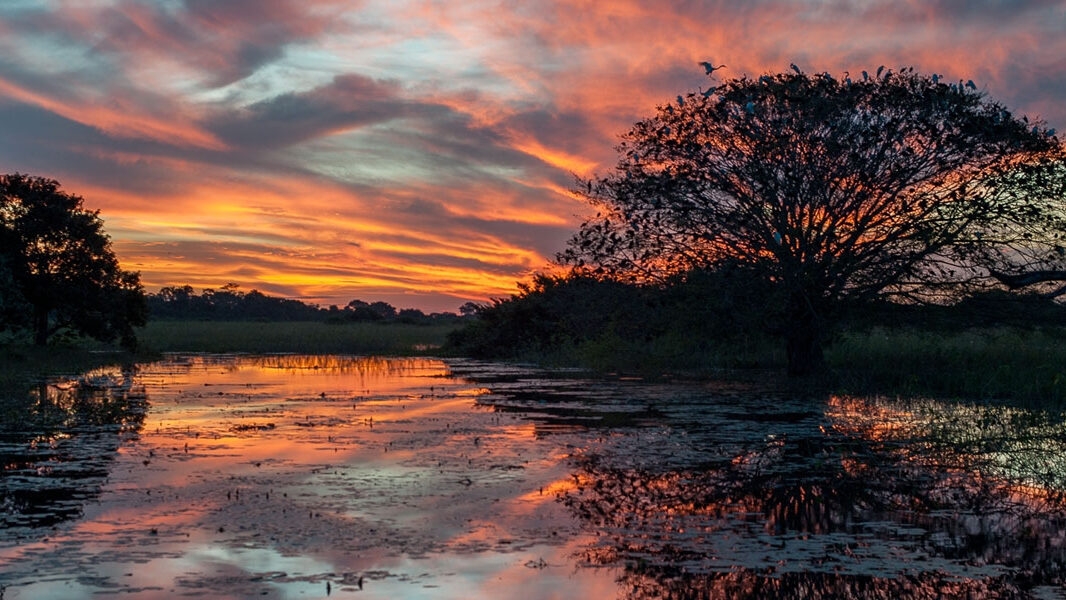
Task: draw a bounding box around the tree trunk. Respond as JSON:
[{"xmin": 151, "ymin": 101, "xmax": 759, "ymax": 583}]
[
  {"xmin": 785, "ymin": 298, "xmax": 824, "ymax": 377},
  {"xmin": 33, "ymin": 305, "xmax": 49, "ymax": 346}
]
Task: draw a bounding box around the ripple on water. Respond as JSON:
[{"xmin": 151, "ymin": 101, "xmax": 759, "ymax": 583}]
[{"xmin": 2, "ymin": 355, "xmax": 1066, "ymax": 599}]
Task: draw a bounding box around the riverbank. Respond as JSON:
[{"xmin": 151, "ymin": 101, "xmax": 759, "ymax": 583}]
[{"xmin": 449, "ymin": 325, "xmax": 1066, "ymax": 405}]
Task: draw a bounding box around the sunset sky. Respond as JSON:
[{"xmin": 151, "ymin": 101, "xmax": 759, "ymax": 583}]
[{"xmin": 1, "ymin": 1, "xmax": 1064, "ymax": 311}]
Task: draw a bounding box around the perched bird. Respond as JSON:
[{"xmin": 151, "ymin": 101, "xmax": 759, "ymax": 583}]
[
  {"xmin": 790, "ymin": 63, "xmax": 802, "ymax": 74},
  {"xmin": 701, "ymin": 87, "xmax": 715, "ymax": 98},
  {"xmin": 677, "ymin": 94, "xmax": 685, "ymax": 107},
  {"xmin": 965, "ymin": 79, "xmax": 977, "ymax": 90},
  {"xmin": 862, "ymin": 70, "xmax": 869, "ymax": 81},
  {"xmin": 1049, "ymin": 128, "xmax": 1057, "ymax": 137},
  {"xmin": 699, "ymin": 61, "xmax": 726, "ymax": 75},
  {"xmin": 931, "ymin": 74, "xmax": 940, "ymax": 84},
  {"xmin": 876, "ymin": 65, "xmax": 885, "ymax": 78},
  {"xmin": 759, "ymin": 75, "xmax": 773, "ymax": 85},
  {"xmin": 745, "ymin": 101, "xmax": 755, "ymax": 114}
]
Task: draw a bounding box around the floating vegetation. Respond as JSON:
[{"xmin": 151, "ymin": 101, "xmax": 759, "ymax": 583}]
[{"xmin": 2, "ymin": 355, "xmax": 1066, "ymax": 598}]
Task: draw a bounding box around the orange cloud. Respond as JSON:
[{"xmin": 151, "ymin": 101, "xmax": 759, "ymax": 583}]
[{"xmin": 1, "ymin": 0, "xmax": 1063, "ymax": 310}]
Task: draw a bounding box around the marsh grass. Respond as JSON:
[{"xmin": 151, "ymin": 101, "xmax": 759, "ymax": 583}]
[
  {"xmin": 828, "ymin": 327, "xmax": 1066, "ymax": 405},
  {"xmin": 492, "ymin": 325, "xmax": 1066, "ymax": 405},
  {"xmin": 136, "ymin": 320, "xmax": 460, "ymax": 354}
]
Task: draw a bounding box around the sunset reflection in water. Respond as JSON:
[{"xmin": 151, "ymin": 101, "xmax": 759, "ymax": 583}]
[{"xmin": 3, "ymin": 357, "xmax": 1066, "ymax": 598}]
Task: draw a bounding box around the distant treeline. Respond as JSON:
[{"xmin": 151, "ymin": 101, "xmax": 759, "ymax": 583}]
[{"xmin": 148, "ymin": 285, "xmax": 474, "ymax": 324}]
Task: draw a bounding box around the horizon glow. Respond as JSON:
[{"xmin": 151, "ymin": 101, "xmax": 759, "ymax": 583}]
[{"xmin": 1, "ymin": 0, "xmax": 1063, "ymax": 311}]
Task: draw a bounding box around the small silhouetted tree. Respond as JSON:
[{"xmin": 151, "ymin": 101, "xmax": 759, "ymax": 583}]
[
  {"xmin": 458, "ymin": 301, "xmax": 483, "ymax": 318},
  {"xmin": 0, "ymin": 174, "xmax": 147, "ymax": 347},
  {"xmin": 561, "ymin": 67, "xmax": 1065, "ymax": 375}
]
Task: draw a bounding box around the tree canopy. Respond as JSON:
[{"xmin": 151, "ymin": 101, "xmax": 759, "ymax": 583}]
[
  {"xmin": 146, "ymin": 284, "xmax": 464, "ymax": 324},
  {"xmin": 0, "ymin": 174, "xmax": 146, "ymax": 347},
  {"xmin": 561, "ymin": 67, "xmax": 1066, "ymax": 375}
]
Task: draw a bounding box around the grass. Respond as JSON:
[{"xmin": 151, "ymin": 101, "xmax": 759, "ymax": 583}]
[
  {"xmin": 827, "ymin": 326, "xmax": 1066, "ymax": 405},
  {"xmin": 136, "ymin": 320, "xmax": 461, "ymax": 354},
  {"xmin": 487, "ymin": 325, "xmax": 1066, "ymax": 406}
]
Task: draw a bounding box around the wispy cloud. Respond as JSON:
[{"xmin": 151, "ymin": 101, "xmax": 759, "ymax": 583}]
[{"xmin": 1, "ymin": 0, "xmax": 1063, "ymax": 310}]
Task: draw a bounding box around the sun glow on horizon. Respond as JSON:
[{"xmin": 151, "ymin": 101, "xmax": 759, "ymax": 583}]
[{"xmin": 1, "ymin": 0, "xmax": 1064, "ymax": 310}]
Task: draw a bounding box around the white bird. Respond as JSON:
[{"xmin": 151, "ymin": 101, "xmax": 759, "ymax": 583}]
[
  {"xmin": 965, "ymin": 80, "xmax": 977, "ymax": 90},
  {"xmin": 699, "ymin": 61, "xmax": 726, "ymax": 75},
  {"xmin": 790, "ymin": 63, "xmax": 802, "ymax": 74}
]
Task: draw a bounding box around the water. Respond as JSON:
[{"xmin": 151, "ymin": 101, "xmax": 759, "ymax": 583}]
[{"xmin": 2, "ymin": 355, "xmax": 1066, "ymax": 599}]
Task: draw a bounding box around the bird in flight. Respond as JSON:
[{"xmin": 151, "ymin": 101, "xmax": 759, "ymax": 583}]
[{"xmin": 699, "ymin": 61, "xmax": 726, "ymax": 75}]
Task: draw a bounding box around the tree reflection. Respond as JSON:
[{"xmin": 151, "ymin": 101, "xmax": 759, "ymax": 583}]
[
  {"xmin": 0, "ymin": 366, "xmax": 147, "ymax": 529},
  {"xmin": 559, "ymin": 394, "xmax": 1066, "ymax": 599}
]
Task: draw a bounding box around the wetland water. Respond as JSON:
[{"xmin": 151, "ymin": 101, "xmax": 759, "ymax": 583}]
[{"xmin": 3, "ymin": 355, "xmax": 1066, "ymax": 599}]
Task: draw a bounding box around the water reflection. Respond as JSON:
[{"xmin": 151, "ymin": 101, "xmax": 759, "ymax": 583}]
[
  {"xmin": 4, "ymin": 357, "xmax": 1066, "ymax": 598},
  {"xmin": 539, "ymin": 392, "xmax": 1066, "ymax": 599},
  {"xmin": 0, "ymin": 366, "xmax": 147, "ymax": 530}
]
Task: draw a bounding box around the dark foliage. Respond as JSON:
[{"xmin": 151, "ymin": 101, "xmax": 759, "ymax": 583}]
[
  {"xmin": 446, "ymin": 273, "xmax": 646, "ymax": 358},
  {"xmin": 149, "ymin": 284, "xmax": 324, "ymax": 321},
  {"xmin": 560, "ymin": 67, "xmax": 1066, "ymax": 375},
  {"xmin": 0, "ymin": 174, "xmax": 146, "ymax": 348},
  {"xmin": 447, "ymin": 269, "xmax": 1066, "ymax": 372},
  {"xmin": 846, "ymin": 290, "xmax": 1066, "ymax": 331},
  {"xmin": 446, "ymin": 269, "xmax": 778, "ymax": 362},
  {"xmin": 147, "ymin": 284, "xmax": 462, "ymax": 325}
]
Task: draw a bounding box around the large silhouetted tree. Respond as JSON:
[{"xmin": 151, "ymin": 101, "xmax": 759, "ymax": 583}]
[
  {"xmin": 0, "ymin": 174, "xmax": 146, "ymax": 348},
  {"xmin": 561, "ymin": 67, "xmax": 1066, "ymax": 376}
]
